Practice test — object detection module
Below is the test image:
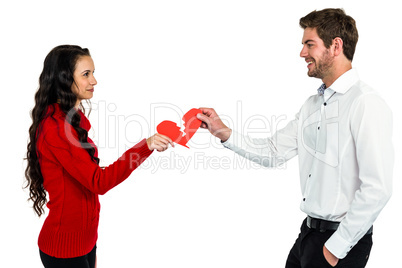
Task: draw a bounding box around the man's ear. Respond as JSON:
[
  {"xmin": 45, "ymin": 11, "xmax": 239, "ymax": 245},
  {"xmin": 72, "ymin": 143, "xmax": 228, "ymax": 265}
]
[{"xmin": 332, "ymin": 37, "xmax": 344, "ymax": 57}]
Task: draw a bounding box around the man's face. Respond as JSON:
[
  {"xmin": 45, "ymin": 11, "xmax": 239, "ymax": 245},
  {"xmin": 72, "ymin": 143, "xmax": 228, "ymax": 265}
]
[{"xmin": 300, "ymin": 27, "xmax": 334, "ymax": 80}]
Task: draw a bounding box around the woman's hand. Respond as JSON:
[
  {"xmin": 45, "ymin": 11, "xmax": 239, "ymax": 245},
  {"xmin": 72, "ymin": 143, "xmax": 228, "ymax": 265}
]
[{"xmin": 146, "ymin": 133, "xmax": 174, "ymax": 152}]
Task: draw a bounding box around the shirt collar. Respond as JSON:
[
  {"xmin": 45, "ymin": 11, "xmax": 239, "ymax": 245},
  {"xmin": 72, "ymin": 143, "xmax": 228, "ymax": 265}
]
[{"xmin": 326, "ymin": 68, "xmax": 359, "ymax": 94}]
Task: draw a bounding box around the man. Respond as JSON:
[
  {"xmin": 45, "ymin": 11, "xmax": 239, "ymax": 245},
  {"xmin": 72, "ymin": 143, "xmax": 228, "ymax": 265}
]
[{"xmin": 197, "ymin": 8, "xmax": 393, "ymax": 267}]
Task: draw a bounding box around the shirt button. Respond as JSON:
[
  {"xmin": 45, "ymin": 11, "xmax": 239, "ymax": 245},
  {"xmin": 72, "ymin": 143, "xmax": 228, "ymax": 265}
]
[
  {"xmin": 318, "ymin": 126, "xmax": 320, "ymax": 130},
  {"xmin": 308, "ymin": 174, "xmax": 311, "ymax": 178},
  {"xmin": 303, "ymin": 198, "xmax": 306, "ymax": 201}
]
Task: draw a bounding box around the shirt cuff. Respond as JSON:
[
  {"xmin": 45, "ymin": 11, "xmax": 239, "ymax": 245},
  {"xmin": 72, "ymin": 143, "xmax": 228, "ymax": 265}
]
[
  {"xmin": 221, "ymin": 130, "xmax": 236, "ymax": 149},
  {"xmin": 325, "ymin": 231, "xmax": 355, "ymax": 259}
]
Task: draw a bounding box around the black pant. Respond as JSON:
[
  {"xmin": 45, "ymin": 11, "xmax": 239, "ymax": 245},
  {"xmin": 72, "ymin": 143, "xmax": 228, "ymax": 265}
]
[
  {"xmin": 285, "ymin": 219, "xmax": 372, "ymax": 268},
  {"xmin": 40, "ymin": 245, "xmax": 96, "ymax": 268}
]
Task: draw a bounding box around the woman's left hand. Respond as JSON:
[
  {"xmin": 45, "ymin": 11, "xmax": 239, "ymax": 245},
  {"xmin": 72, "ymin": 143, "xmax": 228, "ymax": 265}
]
[{"xmin": 146, "ymin": 133, "xmax": 174, "ymax": 152}]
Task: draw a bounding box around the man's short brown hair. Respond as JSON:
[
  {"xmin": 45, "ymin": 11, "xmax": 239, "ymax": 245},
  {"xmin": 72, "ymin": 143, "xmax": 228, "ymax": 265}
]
[{"xmin": 300, "ymin": 8, "xmax": 358, "ymax": 61}]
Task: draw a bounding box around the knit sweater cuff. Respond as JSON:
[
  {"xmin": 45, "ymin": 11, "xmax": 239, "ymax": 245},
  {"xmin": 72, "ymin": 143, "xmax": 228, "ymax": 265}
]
[{"xmin": 126, "ymin": 138, "xmax": 153, "ymax": 169}]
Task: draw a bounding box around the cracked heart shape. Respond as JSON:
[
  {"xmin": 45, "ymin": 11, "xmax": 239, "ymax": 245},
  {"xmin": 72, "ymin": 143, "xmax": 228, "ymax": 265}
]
[{"xmin": 156, "ymin": 108, "xmax": 202, "ymax": 148}]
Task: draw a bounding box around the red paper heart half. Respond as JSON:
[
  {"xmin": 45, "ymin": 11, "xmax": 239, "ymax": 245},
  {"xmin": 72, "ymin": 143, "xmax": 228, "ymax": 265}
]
[{"xmin": 157, "ymin": 108, "xmax": 202, "ymax": 148}]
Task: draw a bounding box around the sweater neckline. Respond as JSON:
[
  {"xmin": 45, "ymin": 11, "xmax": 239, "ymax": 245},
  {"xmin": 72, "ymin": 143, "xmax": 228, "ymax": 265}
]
[{"xmin": 48, "ymin": 103, "xmax": 91, "ymax": 131}]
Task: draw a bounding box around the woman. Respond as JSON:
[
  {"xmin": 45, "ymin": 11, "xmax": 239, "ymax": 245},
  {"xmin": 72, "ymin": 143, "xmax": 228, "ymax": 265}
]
[{"xmin": 25, "ymin": 45, "xmax": 173, "ymax": 268}]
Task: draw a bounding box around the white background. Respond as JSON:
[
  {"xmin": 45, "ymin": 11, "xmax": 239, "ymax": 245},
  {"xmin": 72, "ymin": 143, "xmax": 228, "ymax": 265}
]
[{"xmin": 1, "ymin": 0, "xmax": 401, "ymax": 267}]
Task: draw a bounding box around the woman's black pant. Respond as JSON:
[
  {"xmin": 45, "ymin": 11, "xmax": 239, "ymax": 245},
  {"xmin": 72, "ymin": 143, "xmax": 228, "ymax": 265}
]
[
  {"xmin": 285, "ymin": 218, "xmax": 373, "ymax": 268},
  {"xmin": 40, "ymin": 245, "xmax": 96, "ymax": 268}
]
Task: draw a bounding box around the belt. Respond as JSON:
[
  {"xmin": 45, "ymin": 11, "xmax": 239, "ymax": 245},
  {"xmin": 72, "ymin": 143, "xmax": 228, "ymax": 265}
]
[{"xmin": 307, "ymin": 216, "xmax": 373, "ymax": 235}]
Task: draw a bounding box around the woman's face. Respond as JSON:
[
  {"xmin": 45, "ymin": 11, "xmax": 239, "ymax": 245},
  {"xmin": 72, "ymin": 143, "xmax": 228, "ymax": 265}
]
[{"xmin": 71, "ymin": 56, "xmax": 97, "ymax": 106}]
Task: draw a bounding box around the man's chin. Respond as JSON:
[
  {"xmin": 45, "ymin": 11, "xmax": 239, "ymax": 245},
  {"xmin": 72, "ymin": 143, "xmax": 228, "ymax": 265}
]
[
  {"xmin": 307, "ymin": 70, "xmax": 321, "ymax": 78},
  {"xmin": 307, "ymin": 71, "xmax": 316, "ymax": 78}
]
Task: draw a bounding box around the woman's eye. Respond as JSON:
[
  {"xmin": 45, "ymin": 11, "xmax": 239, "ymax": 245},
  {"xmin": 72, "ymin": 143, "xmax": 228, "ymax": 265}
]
[{"xmin": 83, "ymin": 72, "xmax": 89, "ymax": 77}]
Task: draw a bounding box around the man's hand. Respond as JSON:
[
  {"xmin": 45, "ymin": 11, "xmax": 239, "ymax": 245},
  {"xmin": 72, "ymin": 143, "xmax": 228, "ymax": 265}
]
[
  {"xmin": 323, "ymin": 245, "xmax": 339, "ymax": 267},
  {"xmin": 197, "ymin": 107, "xmax": 232, "ymax": 142},
  {"xmin": 147, "ymin": 133, "xmax": 174, "ymax": 152}
]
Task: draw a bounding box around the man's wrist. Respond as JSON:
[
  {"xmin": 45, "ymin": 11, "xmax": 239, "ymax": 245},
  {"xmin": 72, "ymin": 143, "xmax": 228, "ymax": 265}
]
[
  {"xmin": 218, "ymin": 128, "xmax": 232, "ymax": 142},
  {"xmin": 323, "ymin": 245, "xmax": 339, "ymax": 266}
]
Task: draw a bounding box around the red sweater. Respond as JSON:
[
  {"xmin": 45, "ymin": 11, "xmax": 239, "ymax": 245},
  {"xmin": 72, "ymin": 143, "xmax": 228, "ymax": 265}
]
[{"xmin": 36, "ymin": 103, "xmax": 153, "ymax": 258}]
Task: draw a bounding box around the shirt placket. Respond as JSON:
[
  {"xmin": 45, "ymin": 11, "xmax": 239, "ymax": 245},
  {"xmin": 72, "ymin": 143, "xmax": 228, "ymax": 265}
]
[{"xmin": 303, "ymin": 98, "xmax": 325, "ymax": 204}]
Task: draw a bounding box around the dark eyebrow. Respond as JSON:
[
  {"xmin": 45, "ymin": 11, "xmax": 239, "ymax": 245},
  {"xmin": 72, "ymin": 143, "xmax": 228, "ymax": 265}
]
[
  {"xmin": 302, "ymin": 40, "xmax": 315, "ymax": 45},
  {"xmin": 81, "ymin": 69, "xmax": 93, "ymax": 74}
]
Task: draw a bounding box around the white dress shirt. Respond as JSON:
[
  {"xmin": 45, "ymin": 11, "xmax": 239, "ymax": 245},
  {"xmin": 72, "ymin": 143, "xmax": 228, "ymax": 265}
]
[{"xmin": 222, "ymin": 68, "xmax": 394, "ymax": 259}]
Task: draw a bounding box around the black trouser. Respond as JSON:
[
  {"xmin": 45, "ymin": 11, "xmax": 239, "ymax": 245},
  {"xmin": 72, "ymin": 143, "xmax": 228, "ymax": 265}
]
[
  {"xmin": 40, "ymin": 245, "xmax": 96, "ymax": 268},
  {"xmin": 285, "ymin": 218, "xmax": 372, "ymax": 268}
]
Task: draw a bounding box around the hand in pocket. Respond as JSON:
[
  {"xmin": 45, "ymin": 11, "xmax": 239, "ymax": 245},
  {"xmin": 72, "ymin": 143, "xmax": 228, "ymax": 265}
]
[{"xmin": 323, "ymin": 246, "xmax": 339, "ymax": 267}]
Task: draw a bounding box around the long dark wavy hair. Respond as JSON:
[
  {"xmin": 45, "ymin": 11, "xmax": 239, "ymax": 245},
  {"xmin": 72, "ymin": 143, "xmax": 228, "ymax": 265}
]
[{"xmin": 25, "ymin": 45, "xmax": 100, "ymax": 217}]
